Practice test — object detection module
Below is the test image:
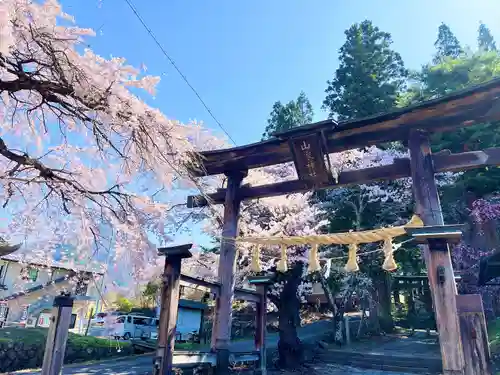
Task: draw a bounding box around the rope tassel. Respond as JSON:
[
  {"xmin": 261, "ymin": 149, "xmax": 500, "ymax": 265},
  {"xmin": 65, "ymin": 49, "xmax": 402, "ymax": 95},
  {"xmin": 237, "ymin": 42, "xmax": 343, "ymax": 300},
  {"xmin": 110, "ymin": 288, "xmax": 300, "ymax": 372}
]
[
  {"xmin": 345, "ymin": 244, "xmax": 359, "ymax": 272},
  {"xmin": 382, "ymin": 237, "xmax": 397, "ymax": 272},
  {"xmin": 277, "ymin": 245, "xmax": 288, "ymax": 272},
  {"xmin": 251, "ymin": 245, "xmax": 262, "ymax": 273},
  {"xmin": 307, "ymin": 244, "xmax": 321, "ymax": 273}
]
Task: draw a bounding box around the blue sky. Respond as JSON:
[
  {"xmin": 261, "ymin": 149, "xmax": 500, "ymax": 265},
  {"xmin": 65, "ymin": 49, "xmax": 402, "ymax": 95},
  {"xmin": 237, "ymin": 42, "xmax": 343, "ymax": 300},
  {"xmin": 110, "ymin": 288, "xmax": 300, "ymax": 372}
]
[
  {"xmin": 61, "ymin": 0, "xmax": 500, "ymax": 146},
  {"xmin": 53, "ymin": 0, "xmax": 500, "ymax": 247}
]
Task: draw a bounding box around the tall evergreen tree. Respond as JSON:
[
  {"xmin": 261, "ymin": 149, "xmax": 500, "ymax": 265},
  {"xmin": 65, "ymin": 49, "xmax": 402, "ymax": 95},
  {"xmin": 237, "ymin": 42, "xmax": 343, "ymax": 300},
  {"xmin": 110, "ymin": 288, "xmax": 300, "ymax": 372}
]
[
  {"xmin": 321, "ymin": 20, "xmax": 410, "ymax": 334},
  {"xmin": 261, "ymin": 91, "xmax": 313, "ymax": 140},
  {"xmin": 433, "ymin": 23, "xmax": 463, "ymax": 63},
  {"xmin": 405, "ymin": 51, "xmax": 500, "ymax": 198},
  {"xmin": 322, "ymin": 20, "xmax": 407, "ymax": 120},
  {"xmin": 478, "ymin": 22, "xmax": 497, "ymax": 52}
]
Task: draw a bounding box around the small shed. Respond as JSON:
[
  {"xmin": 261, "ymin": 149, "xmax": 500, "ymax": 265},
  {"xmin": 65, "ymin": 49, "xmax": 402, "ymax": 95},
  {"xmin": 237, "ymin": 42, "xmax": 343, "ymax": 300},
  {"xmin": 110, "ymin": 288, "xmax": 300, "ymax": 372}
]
[
  {"xmin": 478, "ymin": 251, "xmax": 500, "ymax": 286},
  {"xmin": 174, "ymin": 299, "xmax": 208, "ymax": 341},
  {"xmin": 393, "ymin": 274, "xmax": 461, "ymax": 331}
]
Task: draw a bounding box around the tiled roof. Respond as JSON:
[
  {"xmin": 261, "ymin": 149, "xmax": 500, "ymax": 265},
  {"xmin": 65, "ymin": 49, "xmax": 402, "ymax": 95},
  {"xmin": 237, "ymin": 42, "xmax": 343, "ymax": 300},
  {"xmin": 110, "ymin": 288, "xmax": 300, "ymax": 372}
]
[
  {"xmin": 0, "ymin": 274, "xmax": 72, "ymax": 301},
  {"xmin": 1, "ymin": 251, "xmax": 105, "ymax": 275}
]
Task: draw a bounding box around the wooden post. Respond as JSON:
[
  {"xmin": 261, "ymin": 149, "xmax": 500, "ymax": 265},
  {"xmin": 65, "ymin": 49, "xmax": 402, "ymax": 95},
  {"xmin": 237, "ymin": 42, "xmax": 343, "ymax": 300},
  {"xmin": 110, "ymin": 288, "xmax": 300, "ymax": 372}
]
[
  {"xmin": 84, "ymin": 306, "xmax": 94, "ymax": 336},
  {"xmin": 210, "ymin": 296, "xmax": 220, "ymax": 351},
  {"xmin": 214, "ymin": 170, "xmax": 247, "ymax": 375},
  {"xmin": 41, "ymin": 293, "xmax": 74, "ymax": 375},
  {"xmin": 393, "ymin": 285, "xmax": 401, "ymax": 305},
  {"xmin": 248, "ymin": 274, "xmax": 274, "ymax": 375},
  {"xmin": 344, "ymin": 315, "xmax": 351, "ymax": 345},
  {"xmin": 255, "ymin": 286, "xmax": 267, "ymax": 375},
  {"xmin": 456, "ymin": 294, "xmax": 492, "ymax": 375},
  {"xmin": 153, "ymin": 244, "xmax": 193, "ymax": 375},
  {"xmin": 408, "ymin": 129, "xmax": 465, "ymax": 375}
]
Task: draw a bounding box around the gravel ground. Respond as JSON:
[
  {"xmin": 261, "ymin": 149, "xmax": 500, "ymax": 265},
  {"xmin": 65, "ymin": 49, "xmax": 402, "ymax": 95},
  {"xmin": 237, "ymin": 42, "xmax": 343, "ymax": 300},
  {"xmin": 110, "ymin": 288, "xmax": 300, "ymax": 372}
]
[
  {"xmin": 268, "ymin": 363, "xmax": 417, "ymax": 375},
  {"xmin": 14, "ymin": 358, "xmax": 423, "ymax": 375}
]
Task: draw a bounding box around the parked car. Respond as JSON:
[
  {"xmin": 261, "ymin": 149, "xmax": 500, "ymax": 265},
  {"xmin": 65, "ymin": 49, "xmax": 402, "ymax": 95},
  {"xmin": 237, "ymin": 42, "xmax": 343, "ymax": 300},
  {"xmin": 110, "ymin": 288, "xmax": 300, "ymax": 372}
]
[
  {"xmin": 112, "ymin": 314, "xmax": 153, "ymax": 340},
  {"xmin": 87, "ymin": 311, "xmax": 122, "ymax": 337},
  {"xmin": 147, "ymin": 319, "xmax": 198, "ymax": 343},
  {"xmin": 146, "ymin": 318, "xmax": 159, "ymax": 340}
]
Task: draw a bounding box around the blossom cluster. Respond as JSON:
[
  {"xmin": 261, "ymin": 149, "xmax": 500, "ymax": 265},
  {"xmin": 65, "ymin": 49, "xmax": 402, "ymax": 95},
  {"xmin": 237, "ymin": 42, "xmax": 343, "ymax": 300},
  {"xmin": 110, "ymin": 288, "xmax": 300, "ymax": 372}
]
[
  {"xmin": 471, "ymin": 199, "xmax": 500, "ymax": 224},
  {"xmin": 0, "ymin": 0, "xmax": 225, "ymax": 292}
]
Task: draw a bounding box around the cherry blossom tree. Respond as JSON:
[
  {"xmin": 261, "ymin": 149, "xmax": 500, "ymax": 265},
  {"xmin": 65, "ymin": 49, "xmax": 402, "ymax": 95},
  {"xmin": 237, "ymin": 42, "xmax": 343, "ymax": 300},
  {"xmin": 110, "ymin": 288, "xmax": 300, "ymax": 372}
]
[
  {"xmin": 451, "ymin": 197, "xmax": 500, "ymax": 319},
  {"xmin": 116, "ymin": 249, "xmax": 218, "ymax": 316},
  {"xmin": 0, "ymin": 0, "xmax": 223, "ymax": 291},
  {"xmin": 321, "ymin": 145, "xmax": 459, "ymax": 333}
]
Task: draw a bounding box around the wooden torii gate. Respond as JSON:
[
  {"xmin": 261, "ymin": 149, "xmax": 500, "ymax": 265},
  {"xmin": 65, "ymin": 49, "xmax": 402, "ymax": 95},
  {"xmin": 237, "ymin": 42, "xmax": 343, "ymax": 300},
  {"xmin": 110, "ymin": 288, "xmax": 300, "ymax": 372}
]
[{"xmin": 187, "ymin": 78, "xmax": 500, "ymax": 375}]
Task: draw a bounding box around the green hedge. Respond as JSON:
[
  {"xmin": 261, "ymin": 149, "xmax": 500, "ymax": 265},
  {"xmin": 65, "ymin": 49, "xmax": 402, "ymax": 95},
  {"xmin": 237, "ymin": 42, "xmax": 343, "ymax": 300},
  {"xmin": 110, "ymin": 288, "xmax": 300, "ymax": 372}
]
[{"xmin": 0, "ymin": 327, "xmax": 134, "ymax": 373}]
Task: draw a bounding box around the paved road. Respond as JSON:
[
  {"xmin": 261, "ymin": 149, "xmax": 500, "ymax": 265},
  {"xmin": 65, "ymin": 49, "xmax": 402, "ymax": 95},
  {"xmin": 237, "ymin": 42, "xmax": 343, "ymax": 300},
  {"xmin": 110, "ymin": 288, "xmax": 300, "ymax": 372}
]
[{"xmin": 15, "ymin": 320, "xmax": 334, "ymax": 375}]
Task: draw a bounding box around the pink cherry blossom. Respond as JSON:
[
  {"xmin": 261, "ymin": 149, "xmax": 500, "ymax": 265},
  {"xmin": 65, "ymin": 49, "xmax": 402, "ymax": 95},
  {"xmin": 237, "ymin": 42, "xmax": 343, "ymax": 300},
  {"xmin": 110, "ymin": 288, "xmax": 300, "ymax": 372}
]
[
  {"xmin": 0, "ymin": 0, "xmax": 225, "ymax": 292},
  {"xmin": 471, "ymin": 198, "xmax": 500, "ymax": 223}
]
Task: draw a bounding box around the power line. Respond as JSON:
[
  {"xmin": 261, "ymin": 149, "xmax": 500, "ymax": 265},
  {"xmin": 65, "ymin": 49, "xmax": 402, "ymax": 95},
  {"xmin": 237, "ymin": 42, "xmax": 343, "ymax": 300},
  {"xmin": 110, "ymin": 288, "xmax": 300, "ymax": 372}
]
[{"xmin": 123, "ymin": 0, "xmax": 237, "ymax": 146}]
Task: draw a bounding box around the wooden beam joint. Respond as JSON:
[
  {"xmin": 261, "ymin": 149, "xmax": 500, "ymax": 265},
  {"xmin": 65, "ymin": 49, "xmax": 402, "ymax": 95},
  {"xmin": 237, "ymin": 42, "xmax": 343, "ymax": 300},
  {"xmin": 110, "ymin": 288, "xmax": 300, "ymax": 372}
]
[
  {"xmin": 427, "ymin": 238, "xmax": 450, "ymax": 252},
  {"xmin": 406, "ymin": 224, "xmax": 464, "ymax": 251}
]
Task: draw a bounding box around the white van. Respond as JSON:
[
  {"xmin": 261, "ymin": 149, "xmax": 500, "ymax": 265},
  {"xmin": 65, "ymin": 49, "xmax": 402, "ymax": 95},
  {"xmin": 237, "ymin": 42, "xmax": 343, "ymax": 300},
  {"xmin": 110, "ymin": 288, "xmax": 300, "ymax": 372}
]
[
  {"xmin": 112, "ymin": 314, "xmax": 153, "ymax": 340},
  {"xmin": 148, "ymin": 316, "xmax": 199, "ymax": 342},
  {"xmin": 87, "ymin": 311, "xmax": 121, "ymax": 337}
]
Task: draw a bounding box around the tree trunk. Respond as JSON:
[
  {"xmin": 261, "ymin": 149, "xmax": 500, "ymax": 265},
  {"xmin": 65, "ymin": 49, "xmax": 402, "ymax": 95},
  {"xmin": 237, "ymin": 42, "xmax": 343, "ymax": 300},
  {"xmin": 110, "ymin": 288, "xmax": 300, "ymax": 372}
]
[
  {"xmin": 374, "ymin": 273, "xmax": 394, "ymax": 333},
  {"xmin": 319, "ymin": 274, "xmax": 337, "ymax": 317},
  {"xmin": 368, "ymin": 287, "xmax": 381, "ymax": 334},
  {"xmin": 333, "ymin": 279, "xmax": 357, "ymax": 344},
  {"xmin": 277, "ymin": 263, "xmax": 304, "ymax": 369}
]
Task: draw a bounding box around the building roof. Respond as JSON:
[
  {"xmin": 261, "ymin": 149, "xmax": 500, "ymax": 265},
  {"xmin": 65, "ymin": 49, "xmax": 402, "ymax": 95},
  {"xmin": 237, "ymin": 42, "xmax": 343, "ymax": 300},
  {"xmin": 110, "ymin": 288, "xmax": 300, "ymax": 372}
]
[
  {"xmin": 0, "ymin": 274, "xmax": 71, "ymax": 302},
  {"xmin": 1, "ymin": 251, "xmax": 105, "ymax": 275},
  {"xmin": 178, "ymin": 298, "xmax": 207, "ymax": 311}
]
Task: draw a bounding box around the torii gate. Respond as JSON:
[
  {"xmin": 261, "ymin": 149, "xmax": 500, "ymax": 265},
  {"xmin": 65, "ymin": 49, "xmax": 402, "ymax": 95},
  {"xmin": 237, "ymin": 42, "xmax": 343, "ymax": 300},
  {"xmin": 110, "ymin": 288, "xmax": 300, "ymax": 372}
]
[{"xmin": 187, "ymin": 78, "xmax": 500, "ymax": 375}]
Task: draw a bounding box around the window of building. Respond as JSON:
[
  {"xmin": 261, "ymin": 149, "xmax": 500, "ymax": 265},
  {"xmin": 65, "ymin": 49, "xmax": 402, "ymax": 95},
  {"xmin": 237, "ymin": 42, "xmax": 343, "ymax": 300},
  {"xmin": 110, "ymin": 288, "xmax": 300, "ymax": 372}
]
[
  {"xmin": 28, "ymin": 267, "xmax": 38, "ymax": 282},
  {"xmin": 20, "ymin": 267, "xmax": 38, "ymax": 282},
  {"xmin": 0, "ymin": 264, "xmax": 6, "ymax": 289},
  {"xmin": 0, "ymin": 304, "xmax": 9, "ymax": 328},
  {"xmin": 74, "ymin": 275, "xmax": 90, "ymax": 296}
]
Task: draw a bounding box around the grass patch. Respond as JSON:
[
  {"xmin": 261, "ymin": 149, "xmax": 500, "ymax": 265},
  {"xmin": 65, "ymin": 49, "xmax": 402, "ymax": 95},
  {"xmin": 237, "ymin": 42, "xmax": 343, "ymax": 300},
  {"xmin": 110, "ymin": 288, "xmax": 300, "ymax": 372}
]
[
  {"xmin": 0, "ymin": 327, "xmax": 134, "ymax": 373},
  {"xmin": 488, "ymin": 318, "xmax": 500, "ymax": 353},
  {"xmin": 137, "ymin": 335, "xmax": 251, "ymax": 352},
  {"xmin": 0, "ymin": 326, "xmax": 131, "ymax": 349},
  {"xmin": 175, "ymin": 342, "xmax": 207, "ymax": 350}
]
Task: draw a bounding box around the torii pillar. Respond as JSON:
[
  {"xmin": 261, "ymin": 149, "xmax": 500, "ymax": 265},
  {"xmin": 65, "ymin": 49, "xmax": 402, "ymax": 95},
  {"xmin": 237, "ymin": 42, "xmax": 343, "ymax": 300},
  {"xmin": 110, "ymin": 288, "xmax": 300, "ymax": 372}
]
[
  {"xmin": 408, "ymin": 130, "xmax": 465, "ymax": 375},
  {"xmin": 213, "ymin": 170, "xmax": 247, "ymax": 375}
]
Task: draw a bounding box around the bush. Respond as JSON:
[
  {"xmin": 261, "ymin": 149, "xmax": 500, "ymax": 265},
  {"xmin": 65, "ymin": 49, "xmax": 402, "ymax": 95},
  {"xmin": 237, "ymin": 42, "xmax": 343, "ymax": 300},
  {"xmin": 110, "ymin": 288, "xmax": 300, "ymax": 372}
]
[{"xmin": 0, "ymin": 327, "xmax": 133, "ymax": 373}]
